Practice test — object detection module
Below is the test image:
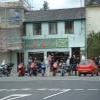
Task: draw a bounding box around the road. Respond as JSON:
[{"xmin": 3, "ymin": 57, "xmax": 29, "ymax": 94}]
[{"xmin": 0, "ymin": 76, "xmax": 100, "ymax": 100}]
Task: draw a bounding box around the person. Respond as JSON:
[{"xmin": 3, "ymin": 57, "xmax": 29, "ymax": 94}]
[
  {"xmin": 27, "ymin": 57, "xmax": 32, "ymax": 76},
  {"xmin": 61, "ymin": 60, "xmax": 67, "ymax": 76},
  {"xmin": 70, "ymin": 55, "xmax": 77, "ymax": 75},
  {"xmin": 66, "ymin": 57, "xmax": 71, "ymax": 76},
  {"xmin": 95, "ymin": 56, "xmax": 100, "ymax": 73},
  {"xmin": 41, "ymin": 61, "xmax": 46, "ymax": 76},
  {"xmin": 18, "ymin": 63, "xmax": 25, "ymax": 76},
  {"xmin": 30, "ymin": 61, "xmax": 38, "ymax": 76},
  {"xmin": 81, "ymin": 55, "xmax": 85, "ymax": 61},
  {"xmin": 52, "ymin": 60, "xmax": 58, "ymax": 76},
  {"xmin": 45, "ymin": 55, "xmax": 52, "ymax": 76}
]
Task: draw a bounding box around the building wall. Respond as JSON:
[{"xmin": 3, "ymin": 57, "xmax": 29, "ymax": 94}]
[
  {"xmin": 0, "ymin": 51, "xmax": 17, "ymax": 71},
  {"xmin": 24, "ymin": 20, "xmax": 85, "ymax": 47},
  {"xmin": 0, "ymin": 8, "xmax": 24, "ymax": 28},
  {"xmin": 0, "ymin": 52, "xmax": 10, "ymax": 64},
  {"xmin": 11, "ymin": 51, "xmax": 17, "ymax": 69},
  {"xmin": 86, "ymin": 7, "xmax": 100, "ymax": 34},
  {"xmin": 24, "ymin": 20, "xmax": 86, "ymax": 64},
  {"xmin": 69, "ymin": 20, "xmax": 85, "ymax": 48}
]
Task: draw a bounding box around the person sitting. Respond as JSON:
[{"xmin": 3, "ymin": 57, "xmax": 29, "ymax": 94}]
[
  {"xmin": 30, "ymin": 62, "xmax": 38, "ymax": 76},
  {"xmin": 18, "ymin": 63, "xmax": 25, "ymax": 77}
]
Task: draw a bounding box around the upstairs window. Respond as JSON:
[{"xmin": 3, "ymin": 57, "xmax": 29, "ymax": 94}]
[
  {"xmin": 65, "ymin": 21, "xmax": 74, "ymax": 34},
  {"xmin": 33, "ymin": 23, "xmax": 41, "ymax": 35},
  {"xmin": 49, "ymin": 22, "xmax": 57, "ymax": 34}
]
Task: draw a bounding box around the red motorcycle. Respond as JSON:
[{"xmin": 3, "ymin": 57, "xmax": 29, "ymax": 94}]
[
  {"xmin": 52, "ymin": 62, "xmax": 58, "ymax": 76},
  {"xmin": 30, "ymin": 62, "xmax": 38, "ymax": 76},
  {"xmin": 18, "ymin": 63, "xmax": 25, "ymax": 76}
]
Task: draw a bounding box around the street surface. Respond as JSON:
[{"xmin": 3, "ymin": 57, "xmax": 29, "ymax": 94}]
[{"xmin": 0, "ymin": 76, "xmax": 100, "ymax": 100}]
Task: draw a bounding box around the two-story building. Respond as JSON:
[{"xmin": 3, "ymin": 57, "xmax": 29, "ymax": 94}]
[
  {"xmin": 23, "ymin": 7, "xmax": 86, "ymax": 65},
  {"xmin": 85, "ymin": 0, "xmax": 100, "ymax": 34}
]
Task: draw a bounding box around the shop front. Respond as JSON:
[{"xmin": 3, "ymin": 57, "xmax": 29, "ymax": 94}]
[{"xmin": 24, "ymin": 38, "xmax": 69, "ymax": 65}]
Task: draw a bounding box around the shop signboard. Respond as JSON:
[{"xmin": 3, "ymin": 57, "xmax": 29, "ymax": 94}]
[{"xmin": 24, "ymin": 38, "xmax": 68, "ymax": 49}]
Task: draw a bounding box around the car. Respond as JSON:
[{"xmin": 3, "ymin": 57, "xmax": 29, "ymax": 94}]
[{"xmin": 77, "ymin": 59, "xmax": 98, "ymax": 76}]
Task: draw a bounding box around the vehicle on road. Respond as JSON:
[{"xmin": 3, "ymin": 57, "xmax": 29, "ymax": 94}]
[{"xmin": 77, "ymin": 59, "xmax": 98, "ymax": 76}]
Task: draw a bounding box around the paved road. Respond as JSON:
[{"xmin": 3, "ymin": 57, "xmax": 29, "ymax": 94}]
[{"xmin": 0, "ymin": 76, "xmax": 100, "ymax": 100}]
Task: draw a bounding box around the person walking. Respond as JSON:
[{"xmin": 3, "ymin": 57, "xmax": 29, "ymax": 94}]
[{"xmin": 70, "ymin": 55, "xmax": 77, "ymax": 75}]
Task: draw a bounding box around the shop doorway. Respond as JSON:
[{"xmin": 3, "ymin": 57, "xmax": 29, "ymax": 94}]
[
  {"xmin": 72, "ymin": 47, "xmax": 80, "ymax": 58},
  {"xmin": 28, "ymin": 52, "xmax": 44, "ymax": 62},
  {"xmin": 17, "ymin": 52, "xmax": 24, "ymax": 65},
  {"xmin": 17, "ymin": 52, "xmax": 24, "ymax": 71},
  {"xmin": 47, "ymin": 52, "xmax": 69, "ymax": 61}
]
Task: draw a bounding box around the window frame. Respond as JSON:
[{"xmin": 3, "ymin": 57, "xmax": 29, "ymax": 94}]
[
  {"xmin": 33, "ymin": 22, "xmax": 41, "ymax": 35},
  {"xmin": 49, "ymin": 22, "xmax": 57, "ymax": 35},
  {"xmin": 65, "ymin": 21, "xmax": 74, "ymax": 34}
]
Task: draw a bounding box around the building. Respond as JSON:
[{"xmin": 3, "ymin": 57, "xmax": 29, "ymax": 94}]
[
  {"xmin": 23, "ymin": 7, "xmax": 86, "ymax": 65},
  {"xmin": 85, "ymin": 0, "xmax": 100, "ymax": 34},
  {"xmin": 0, "ymin": 1, "xmax": 25, "ymax": 68},
  {"xmin": 0, "ymin": 1, "xmax": 86, "ymax": 68}
]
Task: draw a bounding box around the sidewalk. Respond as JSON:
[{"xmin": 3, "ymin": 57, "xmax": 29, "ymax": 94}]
[{"xmin": 0, "ymin": 75, "xmax": 100, "ymax": 82}]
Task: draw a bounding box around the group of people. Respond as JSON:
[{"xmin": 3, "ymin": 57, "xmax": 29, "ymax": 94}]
[
  {"xmin": 17, "ymin": 55, "xmax": 81, "ymax": 77},
  {"xmin": 94, "ymin": 56, "xmax": 100, "ymax": 66}
]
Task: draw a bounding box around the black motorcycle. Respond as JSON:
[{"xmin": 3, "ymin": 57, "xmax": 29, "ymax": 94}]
[{"xmin": 0, "ymin": 63, "xmax": 14, "ymax": 77}]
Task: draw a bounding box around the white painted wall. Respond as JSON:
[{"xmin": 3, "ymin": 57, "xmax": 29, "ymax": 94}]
[
  {"xmin": 26, "ymin": 23, "xmax": 33, "ymax": 36},
  {"xmin": 41, "ymin": 22, "xmax": 49, "ymax": 38},
  {"xmin": 57, "ymin": 21, "xmax": 65, "ymax": 35},
  {"xmin": 86, "ymin": 7, "xmax": 100, "ymax": 34},
  {"xmin": 25, "ymin": 20, "xmax": 85, "ymax": 48},
  {"xmin": 69, "ymin": 20, "xmax": 85, "ymax": 48},
  {"xmin": 11, "ymin": 52, "xmax": 17, "ymax": 68},
  {"xmin": 0, "ymin": 52, "xmax": 10, "ymax": 64}
]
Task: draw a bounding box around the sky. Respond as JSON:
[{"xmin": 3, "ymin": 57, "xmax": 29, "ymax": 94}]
[
  {"xmin": 31, "ymin": 0, "xmax": 84, "ymax": 10},
  {"xmin": 0, "ymin": 0, "xmax": 84, "ymax": 10}
]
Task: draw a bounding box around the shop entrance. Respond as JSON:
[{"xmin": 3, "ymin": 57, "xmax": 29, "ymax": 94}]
[
  {"xmin": 17, "ymin": 52, "xmax": 24, "ymax": 65},
  {"xmin": 47, "ymin": 52, "xmax": 69, "ymax": 61},
  {"xmin": 28, "ymin": 52, "xmax": 44, "ymax": 62},
  {"xmin": 72, "ymin": 47, "xmax": 80, "ymax": 58}
]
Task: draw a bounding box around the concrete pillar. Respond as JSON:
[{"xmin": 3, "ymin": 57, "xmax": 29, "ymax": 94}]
[
  {"xmin": 69, "ymin": 48, "xmax": 72, "ymax": 58},
  {"xmin": 44, "ymin": 51, "xmax": 50, "ymax": 76},
  {"xmin": 44, "ymin": 51, "xmax": 47, "ymax": 63},
  {"xmin": 24, "ymin": 51, "xmax": 28, "ymax": 67}
]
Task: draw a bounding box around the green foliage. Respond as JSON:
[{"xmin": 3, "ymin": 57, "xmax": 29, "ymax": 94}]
[{"xmin": 87, "ymin": 32, "xmax": 100, "ymax": 58}]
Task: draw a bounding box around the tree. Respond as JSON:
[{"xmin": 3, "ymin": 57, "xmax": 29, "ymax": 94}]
[
  {"xmin": 87, "ymin": 32, "xmax": 100, "ymax": 58},
  {"xmin": 41, "ymin": 1, "xmax": 49, "ymax": 10}
]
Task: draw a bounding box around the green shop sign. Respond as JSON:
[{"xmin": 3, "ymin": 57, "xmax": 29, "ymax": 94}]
[{"xmin": 24, "ymin": 38, "xmax": 68, "ymax": 49}]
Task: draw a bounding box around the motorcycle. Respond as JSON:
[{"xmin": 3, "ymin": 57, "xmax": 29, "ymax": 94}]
[
  {"xmin": 18, "ymin": 63, "xmax": 25, "ymax": 77},
  {"xmin": 0, "ymin": 63, "xmax": 14, "ymax": 77},
  {"xmin": 29, "ymin": 62, "xmax": 38, "ymax": 76}
]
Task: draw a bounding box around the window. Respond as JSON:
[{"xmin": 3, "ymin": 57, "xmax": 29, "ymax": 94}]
[
  {"xmin": 65, "ymin": 21, "xmax": 74, "ymax": 34},
  {"xmin": 33, "ymin": 23, "xmax": 41, "ymax": 35},
  {"xmin": 49, "ymin": 22, "xmax": 57, "ymax": 34}
]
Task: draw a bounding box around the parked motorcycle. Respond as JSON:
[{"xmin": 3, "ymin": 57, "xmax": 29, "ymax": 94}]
[
  {"xmin": 18, "ymin": 63, "xmax": 25, "ymax": 77},
  {"xmin": 0, "ymin": 63, "xmax": 14, "ymax": 77},
  {"xmin": 30, "ymin": 62, "xmax": 38, "ymax": 76}
]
